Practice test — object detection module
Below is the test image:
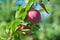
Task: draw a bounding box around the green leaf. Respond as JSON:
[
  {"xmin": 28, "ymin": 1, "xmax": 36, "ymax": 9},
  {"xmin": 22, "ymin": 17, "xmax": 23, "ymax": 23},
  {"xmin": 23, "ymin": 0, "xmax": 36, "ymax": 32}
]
[
  {"xmin": 21, "ymin": 0, "xmax": 33, "ymax": 20},
  {"xmin": 12, "ymin": 36, "xmax": 21, "ymax": 40},
  {"xmin": 15, "ymin": 6, "xmax": 24, "ymax": 19},
  {"xmin": 32, "ymin": 0, "xmax": 37, "ymax": 3},
  {"xmin": 9, "ymin": 19, "xmax": 21, "ymax": 34}
]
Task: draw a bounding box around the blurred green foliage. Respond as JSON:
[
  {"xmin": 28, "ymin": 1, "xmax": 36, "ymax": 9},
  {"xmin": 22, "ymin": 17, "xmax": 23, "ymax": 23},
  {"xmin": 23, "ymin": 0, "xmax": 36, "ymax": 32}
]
[{"xmin": 0, "ymin": 0, "xmax": 60, "ymax": 40}]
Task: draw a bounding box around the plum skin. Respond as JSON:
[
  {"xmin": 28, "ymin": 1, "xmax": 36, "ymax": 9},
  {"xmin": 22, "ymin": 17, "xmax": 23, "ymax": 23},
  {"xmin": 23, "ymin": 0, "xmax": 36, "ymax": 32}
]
[
  {"xmin": 27, "ymin": 10, "xmax": 41, "ymax": 24},
  {"xmin": 18, "ymin": 25, "xmax": 31, "ymax": 30}
]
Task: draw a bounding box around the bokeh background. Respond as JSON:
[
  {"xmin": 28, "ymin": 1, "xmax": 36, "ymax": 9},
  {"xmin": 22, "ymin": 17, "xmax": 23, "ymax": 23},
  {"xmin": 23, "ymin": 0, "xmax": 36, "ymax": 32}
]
[{"xmin": 0, "ymin": 0, "xmax": 60, "ymax": 40}]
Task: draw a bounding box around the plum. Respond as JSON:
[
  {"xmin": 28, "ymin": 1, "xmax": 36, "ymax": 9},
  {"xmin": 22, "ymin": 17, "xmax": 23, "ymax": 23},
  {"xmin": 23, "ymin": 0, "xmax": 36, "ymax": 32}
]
[
  {"xmin": 29, "ymin": 36, "xmax": 34, "ymax": 40},
  {"xmin": 18, "ymin": 25, "xmax": 31, "ymax": 30},
  {"xmin": 27, "ymin": 10, "xmax": 41, "ymax": 24},
  {"xmin": 17, "ymin": 25, "xmax": 31, "ymax": 36}
]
